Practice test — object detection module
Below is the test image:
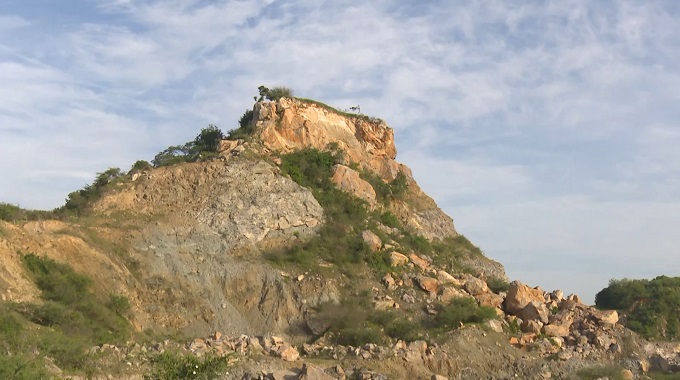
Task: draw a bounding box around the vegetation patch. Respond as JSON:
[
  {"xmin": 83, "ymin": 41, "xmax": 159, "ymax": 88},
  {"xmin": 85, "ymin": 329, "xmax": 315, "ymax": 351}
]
[
  {"xmin": 429, "ymin": 298, "xmax": 497, "ymax": 333},
  {"xmin": 144, "ymin": 351, "xmax": 230, "ymax": 380},
  {"xmin": 2, "ymin": 253, "xmax": 133, "ymax": 371},
  {"xmin": 595, "ymin": 276, "xmax": 680, "ymax": 339},
  {"xmin": 575, "ymin": 364, "xmax": 626, "ymax": 380}
]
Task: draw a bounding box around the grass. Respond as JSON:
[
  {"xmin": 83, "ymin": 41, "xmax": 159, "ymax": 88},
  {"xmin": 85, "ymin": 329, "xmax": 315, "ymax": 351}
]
[
  {"xmin": 144, "ymin": 351, "xmax": 230, "ymax": 380},
  {"xmin": 575, "ymin": 364, "xmax": 627, "ymax": 380},
  {"xmin": 295, "ymin": 97, "xmax": 383, "ymax": 123},
  {"xmin": 3, "ymin": 253, "xmax": 133, "ymax": 372}
]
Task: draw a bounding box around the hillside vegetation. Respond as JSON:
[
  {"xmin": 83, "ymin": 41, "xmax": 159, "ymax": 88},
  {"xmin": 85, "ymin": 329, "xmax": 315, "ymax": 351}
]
[{"xmin": 596, "ymin": 276, "xmax": 680, "ymax": 340}]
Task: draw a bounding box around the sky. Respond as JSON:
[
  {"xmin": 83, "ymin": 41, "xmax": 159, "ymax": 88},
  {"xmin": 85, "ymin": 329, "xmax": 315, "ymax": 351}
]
[{"xmin": 1, "ymin": 0, "xmax": 679, "ymax": 304}]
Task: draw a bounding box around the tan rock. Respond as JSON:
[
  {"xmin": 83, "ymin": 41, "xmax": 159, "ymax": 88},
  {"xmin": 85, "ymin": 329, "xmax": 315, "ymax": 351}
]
[
  {"xmin": 390, "ymin": 252, "xmax": 409, "ymax": 266},
  {"xmin": 373, "ymin": 300, "xmax": 398, "ymax": 310},
  {"xmin": 440, "ymin": 286, "xmax": 472, "ymax": 303},
  {"xmin": 382, "ymin": 273, "xmax": 397, "ymax": 290},
  {"xmin": 475, "ymin": 292, "xmax": 504, "ymax": 308},
  {"xmin": 409, "ymin": 253, "xmax": 429, "ymax": 271},
  {"xmin": 331, "ymin": 165, "xmax": 377, "ymax": 204},
  {"xmin": 542, "ymin": 323, "xmax": 571, "ymax": 337},
  {"xmin": 504, "ymin": 281, "xmax": 546, "ymax": 315},
  {"xmin": 590, "ymin": 309, "xmax": 619, "ymax": 326},
  {"xmin": 519, "ymin": 302, "xmax": 549, "ymax": 324},
  {"xmin": 416, "ymin": 277, "xmax": 439, "ymax": 293},
  {"xmin": 485, "ymin": 319, "xmax": 504, "ymax": 333},
  {"xmin": 278, "ymin": 345, "xmax": 300, "ymax": 362},
  {"xmin": 521, "ymin": 319, "xmax": 543, "ymax": 334},
  {"xmin": 463, "ymin": 274, "xmax": 488, "ymax": 296},
  {"xmin": 360, "ymin": 230, "xmax": 382, "ymax": 252},
  {"xmin": 299, "ymin": 363, "xmax": 335, "ymax": 380},
  {"xmin": 436, "ymin": 270, "xmax": 461, "ymax": 286}
]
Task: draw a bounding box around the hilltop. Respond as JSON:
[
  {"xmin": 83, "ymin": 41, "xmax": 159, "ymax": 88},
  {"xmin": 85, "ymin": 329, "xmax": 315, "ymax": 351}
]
[{"xmin": 0, "ymin": 90, "xmax": 678, "ymax": 379}]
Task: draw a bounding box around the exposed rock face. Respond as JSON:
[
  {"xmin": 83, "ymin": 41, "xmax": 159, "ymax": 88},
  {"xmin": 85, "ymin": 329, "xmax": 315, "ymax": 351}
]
[
  {"xmin": 504, "ymin": 281, "xmax": 546, "ymax": 315},
  {"xmin": 331, "ymin": 164, "xmax": 376, "ymax": 203},
  {"xmin": 252, "ymin": 98, "xmax": 460, "ymax": 242}
]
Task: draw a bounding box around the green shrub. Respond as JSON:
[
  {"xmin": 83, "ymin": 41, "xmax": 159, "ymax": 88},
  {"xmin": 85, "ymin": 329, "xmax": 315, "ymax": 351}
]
[
  {"xmin": 194, "ymin": 124, "xmax": 224, "ymax": 153},
  {"xmin": 595, "ymin": 276, "xmax": 680, "ymax": 339},
  {"xmin": 108, "ymin": 294, "xmax": 131, "ymax": 316},
  {"xmin": 0, "ymin": 202, "xmax": 22, "ymax": 221},
  {"xmin": 152, "ymin": 124, "xmax": 225, "ymax": 168},
  {"xmin": 487, "ymin": 278, "xmax": 510, "ymax": 293},
  {"xmin": 145, "ymin": 352, "xmax": 229, "ymax": 380},
  {"xmin": 257, "ymin": 85, "xmax": 294, "ymax": 101},
  {"xmin": 0, "ymin": 354, "xmax": 50, "ymax": 380},
  {"xmin": 228, "ymin": 109, "xmax": 255, "ymax": 139},
  {"xmin": 60, "ymin": 167, "xmax": 125, "ymax": 214},
  {"xmin": 575, "ymin": 364, "xmax": 626, "ymax": 380},
  {"xmin": 130, "ymin": 160, "xmax": 153, "ymax": 173},
  {"xmin": 379, "ymin": 211, "xmax": 401, "ymax": 229},
  {"xmin": 430, "ymin": 298, "xmax": 497, "ymax": 331}
]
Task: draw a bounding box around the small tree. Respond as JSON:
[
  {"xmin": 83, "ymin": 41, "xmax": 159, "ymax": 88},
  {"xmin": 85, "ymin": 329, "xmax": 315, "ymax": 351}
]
[
  {"xmin": 194, "ymin": 124, "xmax": 224, "ymax": 153},
  {"xmin": 256, "ymin": 85, "xmax": 294, "ymax": 101}
]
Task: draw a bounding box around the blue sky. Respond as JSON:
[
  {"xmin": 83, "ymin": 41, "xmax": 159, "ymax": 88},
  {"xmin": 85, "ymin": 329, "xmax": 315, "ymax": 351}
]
[{"xmin": 2, "ymin": 0, "xmax": 679, "ymax": 303}]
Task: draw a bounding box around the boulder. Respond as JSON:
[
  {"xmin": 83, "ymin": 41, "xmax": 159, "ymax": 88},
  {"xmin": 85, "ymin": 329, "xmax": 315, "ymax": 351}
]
[
  {"xmin": 416, "ymin": 277, "xmax": 439, "ymax": 293},
  {"xmin": 382, "ymin": 273, "xmax": 397, "ymax": 290},
  {"xmin": 475, "ymin": 292, "xmax": 504, "ymax": 308},
  {"xmin": 409, "ymin": 253, "xmax": 430, "ymax": 271},
  {"xmin": 390, "ymin": 252, "xmax": 409, "ymax": 266},
  {"xmin": 360, "ymin": 230, "xmax": 382, "ymax": 252},
  {"xmin": 519, "ymin": 302, "xmax": 549, "ymax": 324},
  {"xmin": 542, "ymin": 323, "xmax": 571, "ymax": 337},
  {"xmin": 590, "ymin": 309, "xmax": 619, "ymax": 326},
  {"xmin": 437, "ymin": 270, "xmax": 462, "ymax": 286},
  {"xmin": 440, "ymin": 286, "xmax": 472, "ymax": 303},
  {"xmin": 278, "ymin": 345, "xmax": 300, "ymax": 362},
  {"xmin": 331, "ymin": 165, "xmax": 377, "ymax": 203},
  {"xmin": 504, "ymin": 281, "xmax": 546, "ymax": 315},
  {"xmin": 463, "ymin": 275, "xmax": 488, "ymax": 296},
  {"xmin": 299, "ymin": 363, "xmax": 335, "ymax": 380},
  {"xmin": 521, "ymin": 319, "xmax": 543, "ymax": 334},
  {"xmin": 373, "ymin": 299, "xmax": 398, "ymax": 310}
]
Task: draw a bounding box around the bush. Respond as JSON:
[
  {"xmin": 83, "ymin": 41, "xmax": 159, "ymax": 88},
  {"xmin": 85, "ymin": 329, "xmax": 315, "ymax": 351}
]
[
  {"xmin": 145, "ymin": 352, "xmax": 229, "ymax": 380},
  {"xmin": 430, "ymin": 298, "xmax": 497, "ymax": 331},
  {"xmin": 0, "ymin": 354, "xmax": 50, "ymax": 379},
  {"xmin": 228, "ymin": 109, "xmax": 255, "ymax": 140},
  {"xmin": 257, "ymin": 85, "xmax": 294, "ymax": 101},
  {"xmin": 487, "ymin": 278, "xmax": 510, "ymax": 293},
  {"xmin": 379, "ymin": 211, "xmax": 401, "ymax": 229},
  {"xmin": 575, "ymin": 364, "xmax": 626, "ymax": 380},
  {"xmin": 130, "ymin": 160, "xmax": 153, "ymax": 173},
  {"xmin": 194, "ymin": 124, "xmax": 224, "ymax": 153},
  {"xmin": 595, "ymin": 276, "xmax": 680, "ymax": 339},
  {"xmin": 152, "ymin": 125, "xmax": 225, "ymax": 168},
  {"xmin": 0, "ymin": 202, "xmax": 22, "ymax": 221},
  {"xmin": 61, "ymin": 167, "xmax": 125, "ymax": 214}
]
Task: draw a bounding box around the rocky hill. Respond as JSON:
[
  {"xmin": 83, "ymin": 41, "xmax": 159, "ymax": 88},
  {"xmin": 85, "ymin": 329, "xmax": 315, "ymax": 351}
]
[{"xmin": 0, "ymin": 95, "xmax": 678, "ymax": 379}]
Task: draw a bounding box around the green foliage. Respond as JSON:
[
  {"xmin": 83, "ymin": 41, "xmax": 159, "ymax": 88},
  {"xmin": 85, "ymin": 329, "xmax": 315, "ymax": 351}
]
[
  {"xmin": 575, "ymin": 364, "xmax": 626, "ymax": 380},
  {"xmin": 228, "ymin": 109, "xmax": 255, "ymax": 139},
  {"xmin": 270, "ymin": 148, "xmax": 378, "ymax": 273},
  {"xmin": 430, "ymin": 298, "xmax": 497, "ymax": 331},
  {"xmin": 194, "ymin": 124, "xmax": 225, "ymax": 153},
  {"xmin": 359, "ymin": 170, "xmax": 409, "ymax": 204},
  {"xmin": 130, "ymin": 159, "xmax": 153, "ymax": 173},
  {"xmin": 62, "ymin": 167, "xmax": 125, "ymax": 214},
  {"xmin": 152, "ymin": 124, "xmax": 225, "ymax": 168},
  {"xmin": 16, "ymin": 253, "xmax": 131, "ymax": 370},
  {"xmin": 0, "ymin": 354, "xmax": 51, "ymax": 380},
  {"xmin": 595, "ymin": 276, "xmax": 680, "ymax": 340},
  {"xmin": 379, "ymin": 211, "xmax": 401, "ymax": 228},
  {"xmin": 0, "ymin": 202, "xmax": 22, "ymax": 221},
  {"xmin": 145, "ymin": 352, "xmax": 229, "ymax": 380},
  {"xmin": 487, "ymin": 278, "xmax": 510, "ymax": 293},
  {"xmin": 257, "ymin": 85, "xmax": 294, "ymax": 101},
  {"xmin": 317, "ymin": 298, "xmax": 382, "ymax": 346},
  {"xmin": 108, "ymin": 294, "xmax": 131, "ymax": 316}
]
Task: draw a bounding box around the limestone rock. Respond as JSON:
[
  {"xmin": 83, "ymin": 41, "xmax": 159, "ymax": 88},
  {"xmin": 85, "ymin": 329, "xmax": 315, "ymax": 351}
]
[
  {"xmin": 590, "ymin": 309, "xmax": 619, "ymax": 326},
  {"xmin": 299, "ymin": 363, "xmax": 335, "ymax": 380},
  {"xmin": 504, "ymin": 281, "xmax": 546, "ymax": 315},
  {"xmin": 436, "ymin": 270, "xmax": 461, "ymax": 286},
  {"xmin": 440, "ymin": 286, "xmax": 472, "ymax": 303},
  {"xmin": 416, "ymin": 277, "xmax": 439, "ymax": 293},
  {"xmin": 278, "ymin": 345, "xmax": 300, "ymax": 362},
  {"xmin": 542, "ymin": 323, "xmax": 571, "ymax": 338},
  {"xmin": 519, "ymin": 302, "xmax": 549, "ymax": 324},
  {"xmin": 390, "ymin": 252, "xmax": 409, "ymax": 266},
  {"xmin": 331, "ymin": 165, "xmax": 377, "ymax": 204},
  {"xmin": 475, "ymin": 292, "xmax": 504, "ymax": 309},
  {"xmin": 463, "ymin": 275, "xmax": 488, "ymax": 296},
  {"xmin": 409, "ymin": 253, "xmax": 429, "ymax": 271},
  {"xmin": 521, "ymin": 319, "xmax": 543, "ymax": 334},
  {"xmin": 360, "ymin": 230, "xmax": 382, "ymax": 252}
]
